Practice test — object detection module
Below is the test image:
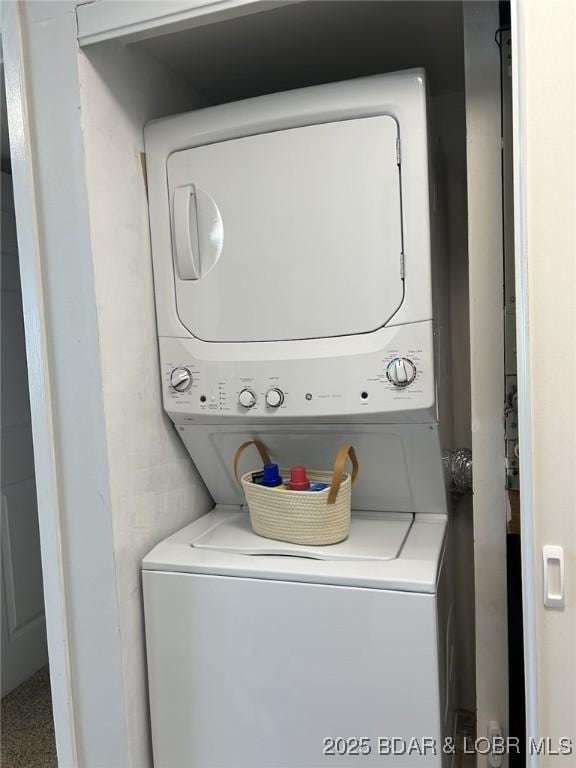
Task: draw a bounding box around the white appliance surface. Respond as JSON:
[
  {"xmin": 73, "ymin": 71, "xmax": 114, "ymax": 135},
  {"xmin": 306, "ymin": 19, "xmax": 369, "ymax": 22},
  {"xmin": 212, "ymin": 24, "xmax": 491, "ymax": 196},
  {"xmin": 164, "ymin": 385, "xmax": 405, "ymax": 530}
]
[
  {"xmin": 174, "ymin": 423, "xmax": 448, "ymax": 515},
  {"xmin": 143, "ymin": 507, "xmax": 446, "ymax": 593},
  {"xmin": 192, "ymin": 511, "xmax": 412, "ymax": 561},
  {"xmin": 145, "ymin": 68, "xmax": 434, "ymax": 349},
  {"xmin": 168, "ymin": 115, "xmax": 403, "ymax": 342},
  {"xmin": 143, "ymin": 509, "xmax": 449, "ymax": 768}
]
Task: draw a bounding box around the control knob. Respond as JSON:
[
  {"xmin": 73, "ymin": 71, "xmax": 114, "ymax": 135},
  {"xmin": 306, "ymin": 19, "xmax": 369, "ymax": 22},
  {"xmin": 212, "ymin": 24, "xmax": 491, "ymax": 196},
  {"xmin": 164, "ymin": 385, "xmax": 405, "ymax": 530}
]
[
  {"xmin": 386, "ymin": 358, "xmax": 417, "ymax": 387},
  {"xmin": 265, "ymin": 388, "xmax": 284, "ymax": 408},
  {"xmin": 238, "ymin": 389, "xmax": 257, "ymax": 408},
  {"xmin": 170, "ymin": 367, "xmax": 193, "ymax": 392}
]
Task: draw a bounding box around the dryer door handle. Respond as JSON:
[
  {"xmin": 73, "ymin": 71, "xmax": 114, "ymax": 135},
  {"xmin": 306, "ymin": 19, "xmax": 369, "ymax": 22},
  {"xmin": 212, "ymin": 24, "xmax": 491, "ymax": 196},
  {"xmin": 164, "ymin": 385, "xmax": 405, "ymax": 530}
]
[
  {"xmin": 173, "ymin": 184, "xmax": 201, "ymax": 280},
  {"xmin": 172, "ymin": 184, "xmax": 223, "ymax": 281}
]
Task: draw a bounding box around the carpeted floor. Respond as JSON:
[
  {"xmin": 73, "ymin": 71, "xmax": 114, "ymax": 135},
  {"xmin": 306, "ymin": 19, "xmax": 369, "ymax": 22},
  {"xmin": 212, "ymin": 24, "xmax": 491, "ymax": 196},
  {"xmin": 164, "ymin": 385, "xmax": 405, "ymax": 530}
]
[{"xmin": 1, "ymin": 666, "xmax": 57, "ymax": 768}]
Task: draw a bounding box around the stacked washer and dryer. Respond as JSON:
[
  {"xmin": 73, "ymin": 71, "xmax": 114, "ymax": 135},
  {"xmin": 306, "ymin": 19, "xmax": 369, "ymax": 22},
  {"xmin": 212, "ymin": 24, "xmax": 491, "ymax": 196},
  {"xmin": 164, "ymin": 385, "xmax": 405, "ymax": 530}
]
[{"xmin": 143, "ymin": 70, "xmax": 456, "ymax": 767}]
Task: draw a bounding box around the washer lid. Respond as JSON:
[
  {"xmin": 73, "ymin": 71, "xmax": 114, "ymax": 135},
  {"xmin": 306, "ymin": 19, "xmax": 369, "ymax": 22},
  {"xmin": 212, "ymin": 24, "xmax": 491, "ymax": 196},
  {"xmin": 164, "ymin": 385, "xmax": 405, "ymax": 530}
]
[
  {"xmin": 167, "ymin": 115, "xmax": 404, "ymax": 342},
  {"xmin": 192, "ymin": 511, "xmax": 413, "ymax": 562},
  {"xmin": 142, "ymin": 507, "xmax": 447, "ymax": 593}
]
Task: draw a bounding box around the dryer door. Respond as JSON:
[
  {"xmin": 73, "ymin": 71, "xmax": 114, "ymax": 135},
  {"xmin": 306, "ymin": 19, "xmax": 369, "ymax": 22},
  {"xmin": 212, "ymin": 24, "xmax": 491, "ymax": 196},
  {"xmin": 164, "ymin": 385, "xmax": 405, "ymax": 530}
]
[{"xmin": 167, "ymin": 115, "xmax": 404, "ymax": 343}]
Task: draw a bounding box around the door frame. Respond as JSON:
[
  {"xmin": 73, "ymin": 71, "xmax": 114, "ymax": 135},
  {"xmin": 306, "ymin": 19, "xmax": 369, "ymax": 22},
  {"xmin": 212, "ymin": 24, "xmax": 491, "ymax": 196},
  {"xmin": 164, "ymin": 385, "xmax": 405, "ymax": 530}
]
[
  {"xmin": 2, "ymin": 2, "xmax": 130, "ymax": 765},
  {"xmin": 1, "ymin": 3, "xmax": 78, "ymax": 763},
  {"xmin": 510, "ymin": 0, "xmax": 538, "ymax": 754}
]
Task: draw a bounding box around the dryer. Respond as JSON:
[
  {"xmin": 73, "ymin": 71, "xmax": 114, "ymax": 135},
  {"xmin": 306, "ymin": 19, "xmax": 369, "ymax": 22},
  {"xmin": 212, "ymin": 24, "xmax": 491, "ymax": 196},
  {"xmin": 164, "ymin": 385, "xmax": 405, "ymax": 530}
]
[{"xmin": 143, "ymin": 69, "xmax": 455, "ymax": 767}]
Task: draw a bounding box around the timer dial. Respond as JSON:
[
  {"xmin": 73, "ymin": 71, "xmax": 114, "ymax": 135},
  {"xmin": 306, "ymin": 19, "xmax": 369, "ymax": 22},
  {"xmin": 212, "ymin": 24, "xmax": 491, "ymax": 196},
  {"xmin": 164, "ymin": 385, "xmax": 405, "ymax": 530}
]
[
  {"xmin": 238, "ymin": 389, "xmax": 257, "ymax": 408},
  {"xmin": 265, "ymin": 388, "xmax": 284, "ymax": 408},
  {"xmin": 386, "ymin": 358, "xmax": 417, "ymax": 387},
  {"xmin": 170, "ymin": 367, "xmax": 193, "ymax": 392}
]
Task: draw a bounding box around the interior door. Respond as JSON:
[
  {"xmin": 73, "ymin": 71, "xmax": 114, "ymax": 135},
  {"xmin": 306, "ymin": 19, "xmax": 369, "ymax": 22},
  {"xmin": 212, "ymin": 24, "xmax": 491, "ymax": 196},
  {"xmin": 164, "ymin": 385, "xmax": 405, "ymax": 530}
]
[
  {"xmin": 1, "ymin": 172, "xmax": 47, "ymax": 696},
  {"xmin": 168, "ymin": 115, "xmax": 404, "ymax": 342},
  {"xmin": 512, "ymin": 0, "xmax": 576, "ymax": 757}
]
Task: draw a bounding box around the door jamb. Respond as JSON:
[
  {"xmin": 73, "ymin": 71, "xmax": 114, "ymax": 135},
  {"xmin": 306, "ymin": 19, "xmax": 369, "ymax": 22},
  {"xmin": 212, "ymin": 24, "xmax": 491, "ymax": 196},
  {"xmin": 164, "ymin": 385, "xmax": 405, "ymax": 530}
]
[
  {"xmin": 510, "ymin": 0, "xmax": 539, "ymax": 757},
  {"xmin": 1, "ymin": 2, "xmax": 78, "ymax": 764}
]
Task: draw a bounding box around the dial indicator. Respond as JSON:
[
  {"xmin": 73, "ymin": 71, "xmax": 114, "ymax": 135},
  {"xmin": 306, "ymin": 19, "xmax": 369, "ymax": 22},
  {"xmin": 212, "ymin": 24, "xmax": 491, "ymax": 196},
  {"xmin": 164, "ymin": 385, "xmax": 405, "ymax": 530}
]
[
  {"xmin": 265, "ymin": 388, "xmax": 284, "ymax": 408},
  {"xmin": 238, "ymin": 389, "xmax": 257, "ymax": 408},
  {"xmin": 386, "ymin": 358, "xmax": 417, "ymax": 387},
  {"xmin": 170, "ymin": 367, "xmax": 193, "ymax": 392}
]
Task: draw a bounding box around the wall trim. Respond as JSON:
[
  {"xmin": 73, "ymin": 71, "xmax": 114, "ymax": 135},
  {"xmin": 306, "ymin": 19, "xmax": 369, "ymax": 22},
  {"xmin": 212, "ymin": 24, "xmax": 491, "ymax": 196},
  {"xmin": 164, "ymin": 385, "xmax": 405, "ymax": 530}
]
[{"xmin": 1, "ymin": 3, "xmax": 78, "ymax": 763}]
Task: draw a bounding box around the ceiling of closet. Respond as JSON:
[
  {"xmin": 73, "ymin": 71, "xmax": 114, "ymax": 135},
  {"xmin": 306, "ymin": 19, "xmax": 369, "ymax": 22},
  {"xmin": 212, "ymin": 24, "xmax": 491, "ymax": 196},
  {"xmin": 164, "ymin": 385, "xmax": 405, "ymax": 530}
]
[{"xmin": 134, "ymin": 1, "xmax": 465, "ymax": 105}]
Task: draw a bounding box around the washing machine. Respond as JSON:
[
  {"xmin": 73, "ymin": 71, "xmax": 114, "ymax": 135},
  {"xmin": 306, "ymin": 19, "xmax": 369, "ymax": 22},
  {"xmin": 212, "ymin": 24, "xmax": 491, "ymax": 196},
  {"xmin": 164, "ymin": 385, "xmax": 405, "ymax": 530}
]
[{"xmin": 143, "ymin": 69, "xmax": 456, "ymax": 767}]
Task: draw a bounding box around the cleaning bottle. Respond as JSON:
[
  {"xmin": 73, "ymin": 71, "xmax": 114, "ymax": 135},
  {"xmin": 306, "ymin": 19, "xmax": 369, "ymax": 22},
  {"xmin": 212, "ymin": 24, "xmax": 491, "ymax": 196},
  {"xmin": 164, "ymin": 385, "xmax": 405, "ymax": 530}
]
[
  {"xmin": 287, "ymin": 466, "xmax": 310, "ymax": 490},
  {"xmin": 286, "ymin": 465, "xmax": 330, "ymax": 492},
  {"xmin": 261, "ymin": 463, "xmax": 285, "ymax": 489}
]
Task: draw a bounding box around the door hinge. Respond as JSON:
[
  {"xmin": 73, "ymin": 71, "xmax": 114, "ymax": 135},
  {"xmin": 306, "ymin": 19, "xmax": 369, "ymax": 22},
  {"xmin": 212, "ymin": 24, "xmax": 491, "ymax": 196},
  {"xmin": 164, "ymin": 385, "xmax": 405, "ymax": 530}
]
[{"xmin": 396, "ymin": 137, "xmax": 401, "ymax": 165}]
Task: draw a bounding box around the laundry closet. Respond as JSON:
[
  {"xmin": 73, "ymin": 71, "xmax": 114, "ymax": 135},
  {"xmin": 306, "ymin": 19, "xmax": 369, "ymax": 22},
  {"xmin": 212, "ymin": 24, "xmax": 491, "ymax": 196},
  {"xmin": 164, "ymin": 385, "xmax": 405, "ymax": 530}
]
[{"xmin": 3, "ymin": 2, "xmax": 520, "ymax": 767}]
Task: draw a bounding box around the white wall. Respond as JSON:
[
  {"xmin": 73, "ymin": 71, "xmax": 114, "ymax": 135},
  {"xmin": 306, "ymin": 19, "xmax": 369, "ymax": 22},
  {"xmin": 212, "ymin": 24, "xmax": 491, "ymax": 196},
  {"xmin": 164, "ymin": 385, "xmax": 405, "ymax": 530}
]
[
  {"xmin": 515, "ymin": 0, "xmax": 576, "ymax": 758},
  {"xmin": 78, "ymin": 43, "xmax": 212, "ymax": 767}
]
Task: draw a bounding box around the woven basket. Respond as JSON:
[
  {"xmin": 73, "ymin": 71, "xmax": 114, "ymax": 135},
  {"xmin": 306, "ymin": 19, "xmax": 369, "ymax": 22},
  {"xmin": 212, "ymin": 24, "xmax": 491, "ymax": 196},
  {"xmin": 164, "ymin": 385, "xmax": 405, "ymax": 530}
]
[{"xmin": 234, "ymin": 439, "xmax": 359, "ymax": 546}]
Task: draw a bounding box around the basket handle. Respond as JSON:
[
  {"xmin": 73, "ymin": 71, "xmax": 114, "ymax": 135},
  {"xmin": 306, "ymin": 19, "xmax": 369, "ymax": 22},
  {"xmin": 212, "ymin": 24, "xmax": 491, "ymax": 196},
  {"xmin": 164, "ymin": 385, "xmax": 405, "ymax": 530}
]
[
  {"xmin": 328, "ymin": 445, "xmax": 359, "ymax": 505},
  {"xmin": 234, "ymin": 439, "xmax": 272, "ymax": 485}
]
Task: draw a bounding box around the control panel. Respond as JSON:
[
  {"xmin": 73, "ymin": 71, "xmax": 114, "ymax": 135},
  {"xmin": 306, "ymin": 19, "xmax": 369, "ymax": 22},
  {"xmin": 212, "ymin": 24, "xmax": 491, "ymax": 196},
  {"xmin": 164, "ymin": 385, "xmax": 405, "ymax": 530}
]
[{"xmin": 159, "ymin": 322, "xmax": 436, "ymax": 423}]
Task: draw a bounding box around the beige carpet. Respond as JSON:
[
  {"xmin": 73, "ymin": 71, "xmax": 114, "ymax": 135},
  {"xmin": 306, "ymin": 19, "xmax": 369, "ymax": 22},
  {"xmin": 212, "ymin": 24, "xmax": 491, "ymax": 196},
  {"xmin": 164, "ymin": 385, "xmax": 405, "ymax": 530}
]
[{"xmin": 1, "ymin": 667, "xmax": 57, "ymax": 768}]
